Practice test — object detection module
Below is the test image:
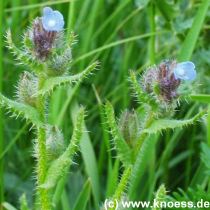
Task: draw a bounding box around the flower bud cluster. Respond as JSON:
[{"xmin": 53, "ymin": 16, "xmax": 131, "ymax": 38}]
[{"xmin": 142, "ymin": 60, "xmax": 196, "ymax": 105}]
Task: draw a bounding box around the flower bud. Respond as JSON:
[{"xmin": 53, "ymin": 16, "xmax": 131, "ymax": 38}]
[
  {"xmin": 118, "ymin": 110, "xmax": 139, "ymax": 147},
  {"xmin": 46, "ymin": 47, "xmax": 72, "ymax": 76},
  {"xmin": 142, "ymin": 60, "xmax": 197, "ymax": 106},
  {"xmin": 32, "ymin": 18, "xmax": 57, "ymax": 60},
  {"xmin": 31, "ymin": 7, "xmax": 65, "ymax": 61},
  {"xmin": 16, "ymin": 72, "xmax": 38, "ymax": 107},
  {"xmin": 46, "ymin": 126, "xmax": 65, "ymax": 161},
  {"xmin": 143, "ymin": 60, "xmax": 181, "ymax": 104}
]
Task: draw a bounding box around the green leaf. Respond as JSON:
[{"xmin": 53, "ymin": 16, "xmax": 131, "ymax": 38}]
[
  {"xmin": 142, "ymin": 110, "xmax": 206, "ymax": 134},
  {"xmin": 73, "ymin": 179, "xmax": 91, "ymax": 210},
  {"xmin": 129, "ymin": 135, "xmax": 157, "ymax": 198},
  {"xmin": 135, "ymin": 0, "xmax": 150, "ymax": 8},
  {"xmin": 155, "ymin": 0, "xmax": 175, "ymax": 21},
  {"xmin": 104, "ymin": 101, "xmax": 132, "ymax": 166},
  {"xmin": 6, "ymin": 30, "xmax": 41, "ymax": 71},
  {"xmin": 41, "ymin": 107, "xmax": 85, "ymax": 189},
  {"xmin": 0, "ymin": 93, "xmax": 43, "ymax": 127},
  {"xmin": 201, "ymin": 143, "xmax": 210, "ymax": 174},
  {"xmin": 20, "ymin": 194, "xmax": 29, "ymax": 210},
  {"xmin": 190, "ymin": 94, "xmax": 210, "ymax": 103},
  {"xmin": 152, "ymin": 184, "xmax": 167, "ymax": 210},
  {"xmin": 113, "ymin": 167, "xmax": 131, "ymax": 200},
  {"xmin": 2, "ymin": 202, "xmax": 18, "ymax": 210},
  {"xmin": 129, "ymin": 71, "xmax": 156, "ymax": 107},
  {"xmin": 36, "ymin": 62, "xmax": 98, "ymax": 96},
  {"xmin": 178, "ymin": 0, "xmax": 210, "ymax": 61}
]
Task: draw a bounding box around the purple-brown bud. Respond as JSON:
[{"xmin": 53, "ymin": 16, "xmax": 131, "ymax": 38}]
[
  {"xmin": 158, "ymin": 60, "xmax": 181, "ymax": 102},
  {"xmin": 32, "ymin": 18, "xmax": 57, "ymax": 60},
  {"xmin": 143, "ymin": 60, "xmax": 181, "ymax": 103}
]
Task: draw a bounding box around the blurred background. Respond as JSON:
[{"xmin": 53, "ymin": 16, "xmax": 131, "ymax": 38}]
[{"xmin": 0, "ymin": 0, "xmax": 210, "ymax": 209}]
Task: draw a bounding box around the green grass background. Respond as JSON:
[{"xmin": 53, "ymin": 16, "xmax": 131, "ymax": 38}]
[{"xmin": 1, "ymin": 0, "xmax": 210, "ymax": 209}]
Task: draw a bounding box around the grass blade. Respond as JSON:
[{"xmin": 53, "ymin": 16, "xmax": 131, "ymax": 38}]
[
  {"xmin": 73, "ymin": 179, "xmax": 91, "ymax": 210},
  {"xmin": 178, "ymin": 0, "xmax": 210, "ymax": 61}
]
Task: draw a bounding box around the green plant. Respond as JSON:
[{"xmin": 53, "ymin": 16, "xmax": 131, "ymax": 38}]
[
  {"xmin": 103, "ymin": 59, "xmax": 205, "ymax": 209},
  {"xmin": 1, "ymin": 7, "xmax": 97, "ymax": 210}
]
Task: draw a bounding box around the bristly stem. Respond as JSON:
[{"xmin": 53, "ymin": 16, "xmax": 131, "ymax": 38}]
[
  {"xmin": 135, "ymin": 110, "xmax": 154, "ymax": 155},
  {"xmin": 109, "ymin": 166, "xmax": 131, "ymax": 210},
  {"xmin": 36, "ymin": 75, "xmax": 50, "ymax": 210}
]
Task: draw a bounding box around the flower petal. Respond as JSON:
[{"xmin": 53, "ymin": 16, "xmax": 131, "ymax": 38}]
[
  {"xmin": 42, "ymin": 7, "xmax": 64, "ymax": 32},
  {"xmin": 173, "ymin": 61, "xmax": 196, "ymax": 81},
  {"xmin": 43, "ymin": 7, "xmax": 53, "ymax": 16}
]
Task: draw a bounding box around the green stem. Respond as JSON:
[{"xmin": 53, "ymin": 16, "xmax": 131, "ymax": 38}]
[
  {"xmin": 36, "ymin": 76, "xmax": 50, "ymax": 210},
  {"xmin": 109, "ymin": 167, "xmax": 131, "ymax": 210},
  {"xmin": 135, "ymin": 111, "xmax": 154, "ymax": 156}
]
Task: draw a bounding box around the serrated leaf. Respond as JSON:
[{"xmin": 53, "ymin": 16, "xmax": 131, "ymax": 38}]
[
  {"xmin": 104, "ymin": 102, "xmax": 132, "ymax": 166},
  {"xmin": 0, "ymin": 93, "xmax": 43, "ymax": 127},
  {"xmin": 6, "ymin": 30, "xmax": 42, "ymax": 71},
  {"xmin": 129, "ymin": 71, "xmax": 156, "ymax": 107},
  {"xmin": 142, "ymin": 110, "xmax": 205, "ymax": 134},
  {"xmin": 41, "ymin": 107, "xmax": 85, "ymax": 189},
  {"xmin": 36, "ymin": 62, "xmax": 98, "ymax": 96},
  {"xmin": 152, "ymin": 184, "xmax": 167, "ymax": 210}
]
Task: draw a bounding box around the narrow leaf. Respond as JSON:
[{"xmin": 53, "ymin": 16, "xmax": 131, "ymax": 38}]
[
  {"xmin": 135, "ymin": 0, "xmax": 150, "ymax": 8},
  {"xmin": 190, "ymin": 94, "xmax": 210, "ymax": 103},
  {"xmin": 178, "ymin": 0, "xmax": 210, "ymax": 61},
  {"xmin": 6, "ymin": 30, "xmax": 41, "ymax": 70},
  {"xmin": 20, "ymin": 194, "xmax": 29, "ymax": 210},
  {"xmin": 73, "ymin": 179, "xmax": 91, "ymax": 210},
  {"xmin": 36, "ymin": 62, "xmax": 98, "ymax": 96},
  {"xmin": 142, "ymin": 110, "xmax": 205, "ymax": 134},
  {"xmin": 129, "ymin": 135, "xmax": 157, "ymax": 198},
  {"xmin": 0, "ymin": 93, "xmax": 43, "ymax": 127},
  {"xmin": 72, "ymin": 102, "xmax": 100, "ymax": 208},
  {"xmin": 104, "ymin": 101, "xmax": 132, "ymax": 166},
  {"xmin": 201, "ymin": 143, "xmax": 210, "ymax": 174},
  {"xmin": 2, "ymin": 202, "xmax": 18, "ymax": 210},
  {"xmin": 42, "ymin": 107, "xmax": 85, "ymax": 189},
  {"xmin": 155, "ymin": 0, "xmax": 175, "ymax": 21},
  {"xmin": 129, "ymin": 71, "xmax": 156, "ymax": 107},
  {"xmin": 152, "ymin": 184, "xmax": 167, "ymax": 210}
]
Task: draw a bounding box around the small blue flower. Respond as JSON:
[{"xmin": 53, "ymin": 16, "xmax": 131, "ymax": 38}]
[
  {"xmin": 42, "ymin": 7, "xmax": 64, "ymax": 32},
  {"xmin": 173, "ymin": 61, "xmax": 196, "ymax": 81}
]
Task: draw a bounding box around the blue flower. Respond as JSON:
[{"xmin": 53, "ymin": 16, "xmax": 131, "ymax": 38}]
[
  {"xmin": 42, "ymin": 7, "xmax": 64, "ymax": 32},
  {"xmin": 173, "ymin": 61, "xmax": 196, "ymax": 81}
]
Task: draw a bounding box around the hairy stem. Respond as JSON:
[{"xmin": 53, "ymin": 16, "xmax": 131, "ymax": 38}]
[
  {"xmin": 135, "ymin": 111, "xmax": 154, "ymax": 156},
  {"xmin": 36, "ymin": 76, "xmax": 50, "ymax": 210},
  {"xmin": 109, "ymin": 167, "xmax": 131, "ymax": 210}
]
